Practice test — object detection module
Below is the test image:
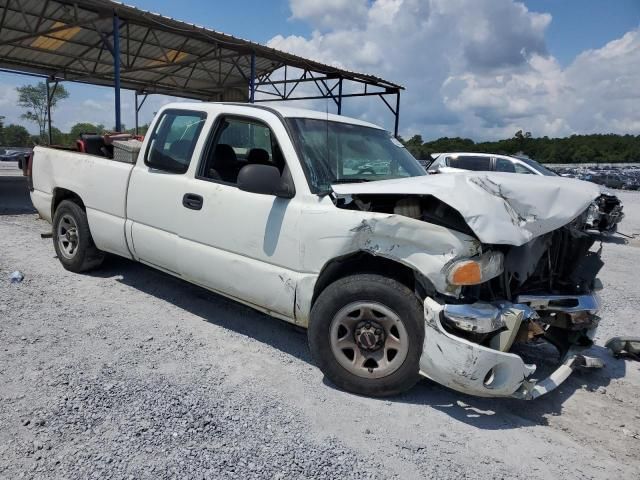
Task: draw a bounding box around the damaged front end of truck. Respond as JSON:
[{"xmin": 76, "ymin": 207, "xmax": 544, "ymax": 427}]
[
  {"xmin": 332, "ymin": 172, "xmax": 605, "ymax": 399},
  {"xmin": 423, "ymin": 219, "xmax": 603, "ymax": 399}
]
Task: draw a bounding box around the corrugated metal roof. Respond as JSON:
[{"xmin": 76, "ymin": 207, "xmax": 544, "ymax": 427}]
[{"xmin": 0, "ymin": 0, "xmax": 402, "ymax": 102}]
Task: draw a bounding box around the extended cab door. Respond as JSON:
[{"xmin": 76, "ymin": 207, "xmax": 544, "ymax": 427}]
[
  {"xmin": 177, "ymin": 114, "xmax": 303, "ymax": 319},
  {"xmin": 126, "ymin": 109, "xmax": 207, "ymax": 274}
]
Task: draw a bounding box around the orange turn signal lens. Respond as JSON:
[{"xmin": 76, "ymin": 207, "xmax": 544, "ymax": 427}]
[{"xmin": 448, "ymin": 260, "xmax": 482, "ymax": 285}]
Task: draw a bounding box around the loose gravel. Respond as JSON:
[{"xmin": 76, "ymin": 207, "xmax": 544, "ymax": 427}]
[{"xmin": 1, "ymin": 169, "xmax": 639, "ymax": 479}]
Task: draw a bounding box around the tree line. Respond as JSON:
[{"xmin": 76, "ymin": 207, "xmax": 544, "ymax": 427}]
[{"xmin": 402, "ymin": 130, "xmax": 640, "ymax": 164}]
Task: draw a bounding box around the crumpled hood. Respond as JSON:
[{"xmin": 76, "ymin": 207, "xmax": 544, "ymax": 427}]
[{"xmin": 332, "ymin": 172, "xmax": 600, "ymax": 246}]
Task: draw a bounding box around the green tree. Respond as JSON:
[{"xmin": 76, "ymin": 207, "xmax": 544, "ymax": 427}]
[
  {"xmin": 2, "ymin": 124, "xmax": 31, "ymax": 147},
  {"xmin": 572, "ymin": 144, "xmax": 596, "ymax": 163},
  {"xmin": 68, "ymin": 122, "xmax": 101, "ymax": 140},
  {"xmin": 50, "ymin": 127, "xmax": 65, "ymax": 145},
  {"xmin": 0, "ymin": 115, "xmax": 4, "ymax": 145},
  {"xmin": 514, "ymin": 129, "xmax": 532, "ymax": 153},
  {"xmin": 404, "ymin": 134, "xmax": 425, "ymax": 158},
  {"xmin": 16, "ymin": 82, "xmax": 69, "ymax": 143}
]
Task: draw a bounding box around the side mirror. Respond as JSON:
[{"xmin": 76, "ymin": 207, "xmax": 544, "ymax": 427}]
[{"xmin": 237, "ymin": 164, "xmax": 294, "ymax": 198}]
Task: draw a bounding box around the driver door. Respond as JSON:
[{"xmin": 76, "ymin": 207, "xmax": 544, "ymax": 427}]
[{"xmin": 176, "ymin": 115, "xmax": 303, "ymax": 318}]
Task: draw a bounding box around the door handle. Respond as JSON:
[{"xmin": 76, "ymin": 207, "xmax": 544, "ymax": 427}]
[{"xmin": 182, "ymin": 193, "xmax": 203, "ymax": 210}]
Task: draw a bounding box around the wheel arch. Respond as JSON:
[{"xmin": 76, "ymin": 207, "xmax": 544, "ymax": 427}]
[
  {"xmin": 52, "ymin": 188, "xmax": 85, "ymax": 219},
  {"xmin": 310, "ymin": 250, "xmax": 434, "ymax": 309}
]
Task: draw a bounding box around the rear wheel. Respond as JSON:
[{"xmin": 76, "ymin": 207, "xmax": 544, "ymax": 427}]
[
  {"xmin": 52, "ymin": 200, "xmax": 105, "ymax": 272},
  {"xmin": 308, "ymin": 274, "xmax": 425, "ymax": 396}
]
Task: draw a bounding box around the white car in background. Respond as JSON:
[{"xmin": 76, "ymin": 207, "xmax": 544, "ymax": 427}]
[{"xmin": 425, "ymin": 152, "xmax": 624, "ymax": 233}]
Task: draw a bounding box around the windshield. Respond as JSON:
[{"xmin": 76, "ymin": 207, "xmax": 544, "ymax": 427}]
[
  {"xmin": 286, "ymin": 118, "xmax": 426, "ymax": 193},
  {"xmin": 515, "ymin": 156, "xmax": 558, "ymax": 176}
]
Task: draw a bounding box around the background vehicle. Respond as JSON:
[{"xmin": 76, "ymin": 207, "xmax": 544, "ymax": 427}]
[
  {"xmin": 426, "ymin": 152, "xmax": 624, "ymax": 233},
  {"xmin": 29, "ymin": 103, "xmax": 604, "ymax": 399},
  {"xmin": 0, "ymin": 148, "xmax": 32, "ymax": 170}
]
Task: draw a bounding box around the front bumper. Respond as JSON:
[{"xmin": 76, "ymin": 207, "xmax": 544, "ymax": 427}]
[{"xmin": 419, "ymin": 294, "xmax": 601, "ymax": 399}]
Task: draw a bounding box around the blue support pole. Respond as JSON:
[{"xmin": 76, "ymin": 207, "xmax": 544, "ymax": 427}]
[
  {"xmin": 337, "ymin": 77, "xmax": 343, "ymax": 115},
  {"xmin": 113, "ymin": 13, "xmax": 122, "ymax": 132},
  {"xmin": 249, "ymin": 51, "xmax": 256, "ymax": 103},
  {"xmin": 134, "ymin": 92, "xmax": 138, "ymax": 135},
  {"xmin": 394, "ymin": 90, "xmax": 400, "ymax": 138}
]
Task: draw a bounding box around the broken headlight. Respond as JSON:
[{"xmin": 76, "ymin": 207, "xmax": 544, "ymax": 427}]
[
  {"xmin": 445, "ymin": 251, "xmax": 504, "ymax": 286},
  {"xmin": 442, "ymin": 302, "xmax": 505, "ymax": 334},
  {"xmin": 584, "ymin": 202, "xmax": 600, "ymax": 228}
]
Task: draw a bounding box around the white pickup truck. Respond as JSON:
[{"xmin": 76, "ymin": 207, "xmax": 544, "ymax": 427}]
[{"xmin": 30, "ymin": 103, "xmax": 605, "ymax": 399}]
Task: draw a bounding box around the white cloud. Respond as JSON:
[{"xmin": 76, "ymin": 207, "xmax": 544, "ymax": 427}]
[
  {"xmin": 289, "ymin": 0, "xmax": 369, "ymax": 30},
  {"xmin": 443, "ymin": 29, "xmax": 640, "ymax": 138},
  {"xmin": 0, "ymin": 84, "xmax": 18, "ymax": 109},
  {"xmin": 270, "ymin": 0, "xmax": 640, "ymax": 140}
]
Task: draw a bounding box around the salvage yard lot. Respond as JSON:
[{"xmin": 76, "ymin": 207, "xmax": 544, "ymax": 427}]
[{"xmin": 1, "ymin": 162, "xmax": 639, "ymax": 479}]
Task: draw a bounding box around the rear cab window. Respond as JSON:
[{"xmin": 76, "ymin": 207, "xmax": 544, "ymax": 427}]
[{"xmin": 145, "ymin": 109, "xmax": 207, "ymax": 173}]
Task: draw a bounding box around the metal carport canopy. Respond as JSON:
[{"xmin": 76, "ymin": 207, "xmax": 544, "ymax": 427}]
[{"xmin": 0, "ymin": 0, "xmax": 403, "ymax": 135}]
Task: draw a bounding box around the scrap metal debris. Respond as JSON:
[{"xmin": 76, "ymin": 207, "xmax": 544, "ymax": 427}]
[{"xmin": 605, "ymin": 336, "xmax": 640, "ymax": 361}]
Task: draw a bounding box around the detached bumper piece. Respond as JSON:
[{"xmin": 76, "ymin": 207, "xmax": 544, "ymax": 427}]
[
  {"xmin": 420, "ymin": 294, "xmax": 602, "ymax": 399},
  {"xmin": 585, "ymin": 194, "xmax": 624, "ymax": 233}
]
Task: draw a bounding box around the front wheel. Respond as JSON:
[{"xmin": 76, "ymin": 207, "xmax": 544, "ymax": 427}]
[
  {"xmin": 52, "ymin": 200, "xmax": 105, "ymax": 273},
  {"xmin": 308, "ymin": 274, "xmax": 425, "ymax": 397}
]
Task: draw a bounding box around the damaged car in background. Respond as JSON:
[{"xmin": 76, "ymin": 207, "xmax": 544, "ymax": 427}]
[
  {"xmin": 424, "ymin": 152, "xmax": 624, "ymax": 233},
  {"xmin": 29, "ymin": 103, "xmax": 606, "ymax": 399}
]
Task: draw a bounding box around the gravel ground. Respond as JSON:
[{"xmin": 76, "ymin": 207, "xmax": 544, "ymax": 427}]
[{"xmin": 1, "ymin": 163, "xmax": 639, "ymax": 479}]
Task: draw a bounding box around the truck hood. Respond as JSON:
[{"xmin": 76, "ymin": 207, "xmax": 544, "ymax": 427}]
[{"xmin": 331, "ymin": 172, "xmax": 600, "ymax": 246}]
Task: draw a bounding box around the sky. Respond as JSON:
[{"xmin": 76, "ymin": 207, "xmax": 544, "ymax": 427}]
[{"xmin": 0, "ymin": 0, "xmax": 639, "ymax": 141}]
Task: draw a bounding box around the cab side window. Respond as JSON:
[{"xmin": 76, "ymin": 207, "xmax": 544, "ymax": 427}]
[
  {"xmin": 200, "ymin": 117, "xmax": 285, "ymax": 184},
  {"xmin": 495, "ymin": 158, "xmax": 516, "ymax": 173},
  {"xmin": 447, "ymin": 155, "xmax": 491, "ymax": 171},
  {"xmin": 145, "ymin": 110, "xmax": 206, "ymax": 173}
]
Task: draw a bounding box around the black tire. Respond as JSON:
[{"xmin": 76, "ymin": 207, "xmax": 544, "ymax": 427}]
[
  {"xmin": 52, "ymin": 199, "xmax": 105, "ymax": 272},
  {"xmin": 309, "ymin": 274, "xmax": 425, "ymax": 397}
]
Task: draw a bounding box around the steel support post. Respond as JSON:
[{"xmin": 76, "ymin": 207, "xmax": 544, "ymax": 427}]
[
  {"xmin": 46, "ymin": 79, "xmax": 52, "ymax": 144},
  {"xmin": 134, "ymin": 91, "xmax": 138, "ymax": 135},
  {"xmin": 249, "ymin": 51, "xmax": 256, "ymax": 103},
  {"xmin": 337, "ymin": 77, "xmax": 343, "ymax": 115},
  {"xmin": 134, "ymin": 92, "xmax": 148, "ymax": 135},
  {"xmin": 394, "ymin": 90, "xmax": 400, "ymax": 138},
  {"xmin": 113, "ymin": 13, "xmax": 122, "ymax": 131}
]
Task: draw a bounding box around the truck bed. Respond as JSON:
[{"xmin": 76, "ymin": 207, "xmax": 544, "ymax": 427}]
[{"xmin": 31, "ymin": 146, "xmax": 135, "ymax": 257}]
